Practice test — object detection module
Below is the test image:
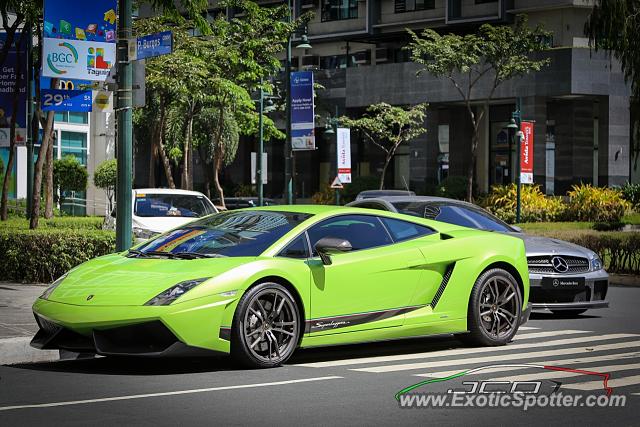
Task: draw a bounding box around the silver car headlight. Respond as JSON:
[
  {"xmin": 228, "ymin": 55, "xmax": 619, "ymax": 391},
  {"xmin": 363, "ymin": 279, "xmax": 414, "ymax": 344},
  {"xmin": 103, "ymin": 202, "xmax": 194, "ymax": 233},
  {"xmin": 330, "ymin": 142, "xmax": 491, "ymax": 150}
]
[
  {"xmin": 144, "ymin": 277, "xmax": 211, "ymax": 306},
  {"xmin": 40, "ymin": 274, "xmax": 68, "ymax": 300},
  {"xmin": 591, "ymin": 255, "xmax": 603, "ymax": 271},
  {"xmin": 133, "ymin": 227, "xmax": 160, "ymax": 240}
]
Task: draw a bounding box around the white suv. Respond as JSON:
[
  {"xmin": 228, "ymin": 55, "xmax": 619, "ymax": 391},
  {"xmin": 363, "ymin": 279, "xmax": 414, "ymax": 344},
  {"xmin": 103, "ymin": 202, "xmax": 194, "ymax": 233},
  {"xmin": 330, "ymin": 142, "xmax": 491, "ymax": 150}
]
[{"xmin": 104, "ymin": 188, "xmax": 218, "ymax": 241}]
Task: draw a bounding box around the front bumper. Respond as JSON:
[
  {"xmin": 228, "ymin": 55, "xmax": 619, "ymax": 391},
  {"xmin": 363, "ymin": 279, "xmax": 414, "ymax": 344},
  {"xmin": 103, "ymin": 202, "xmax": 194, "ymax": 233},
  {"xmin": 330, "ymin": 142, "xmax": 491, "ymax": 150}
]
[
  {"xmin": 31, "ymin": 293, "xmax": 238, "ymax": 356},
  {"xmin": 529, "ymin": 269, "xmax": 609, "ymax": 311}
]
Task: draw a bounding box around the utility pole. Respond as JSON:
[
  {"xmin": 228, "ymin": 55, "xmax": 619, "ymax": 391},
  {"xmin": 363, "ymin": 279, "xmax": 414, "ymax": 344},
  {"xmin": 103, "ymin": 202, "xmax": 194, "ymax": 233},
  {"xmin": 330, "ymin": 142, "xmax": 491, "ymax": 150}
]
[
  {"xmin": 26, "ymin": 28, "xmax": 33, "ymax": 219},
  {"xmin": 284, "ymin": 0, "xmax": 293, "ymax": 205},
  {"xmin": 258, "ymin": 78, "xmax": 264, "ymax": 206},
  {"xmin": 116, "ymin": 0, "xmax": 133, "ymax": 251},
  {"xmin": 513, "ymin": 98, "xmax": 522, "ymax": 224}
]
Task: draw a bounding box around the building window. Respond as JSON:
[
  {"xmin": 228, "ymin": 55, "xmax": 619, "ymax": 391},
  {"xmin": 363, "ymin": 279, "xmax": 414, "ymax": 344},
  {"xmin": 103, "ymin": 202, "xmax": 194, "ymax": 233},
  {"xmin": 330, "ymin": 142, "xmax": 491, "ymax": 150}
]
[
  {"xmin": 395, "ymin": 0, "xmax": 435, "ymax": 13},
  {"xmin": 322, "ymin": 0, "xmax": 358, "ymax": 22},
  {"xmin": 60, "ymin": 131, "xmax": 88, "ymax": 165},
  {"xmin": 54, "ymin": 111, "xmax": 89, "ymax": 124}
]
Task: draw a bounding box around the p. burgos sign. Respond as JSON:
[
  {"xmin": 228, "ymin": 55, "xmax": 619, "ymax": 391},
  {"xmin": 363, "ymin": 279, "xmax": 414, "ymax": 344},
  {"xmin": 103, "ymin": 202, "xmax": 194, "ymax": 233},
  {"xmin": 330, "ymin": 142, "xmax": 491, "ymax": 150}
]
[{"xmin": 520, "ymin": 121, "xmax": 534, "ymax": 184}]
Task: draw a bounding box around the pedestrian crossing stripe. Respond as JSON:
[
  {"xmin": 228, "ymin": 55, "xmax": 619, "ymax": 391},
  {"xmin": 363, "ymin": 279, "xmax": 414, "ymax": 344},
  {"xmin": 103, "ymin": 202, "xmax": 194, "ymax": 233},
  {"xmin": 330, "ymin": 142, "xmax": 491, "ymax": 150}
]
[
  {"xmin": 489, "ymin": 362, "xmax": 640, "ymax": 383},
  {"xmin": 352, "ymin": 338, "xmax": 640, "ymax": 373},
  {"xmin": 416, "ymin": 351, "xmax": 640, "ymax": 378},
  {"xmin": 295, "ymin": 333, "xmax": 637, "ymax": 368}
]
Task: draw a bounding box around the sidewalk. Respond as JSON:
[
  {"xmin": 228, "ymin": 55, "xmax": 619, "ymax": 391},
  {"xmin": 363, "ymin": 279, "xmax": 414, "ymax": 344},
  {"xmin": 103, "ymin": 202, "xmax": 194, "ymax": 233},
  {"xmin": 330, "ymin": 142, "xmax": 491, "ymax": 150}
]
[{"xmin": 0, "ymin": 282, "xmax": 60, "ymax": 365}]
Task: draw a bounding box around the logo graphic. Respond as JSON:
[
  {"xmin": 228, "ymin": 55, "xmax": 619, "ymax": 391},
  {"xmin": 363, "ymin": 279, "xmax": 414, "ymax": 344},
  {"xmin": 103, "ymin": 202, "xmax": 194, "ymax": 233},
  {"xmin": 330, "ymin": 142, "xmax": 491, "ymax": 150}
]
[
  {"xmin": 46, "ymin": 42, "xmax": 79, "ymax": 75},
  {"xmin": 551, "ymin": 256, "xmax": 569, "ymax": 273},
  {"xmin": 395, "ymin": 363, "xmax": 613, "ymax": 401},
  {"xmin": 75, "ymin": 27, "xmax": 86, "ymax": 40},
  {"xmin": 87, "ymin": 47, "xmax": 111, "ymax": 76},
  {"xmin": 86, "ymin": 294, "xmax": 94, "ymax": 301},
  {"xmin": 553, "ymin": 278, "xmax": 560, "ymax": 287},
  {"xmin": 59, "ymin": 19, "xmax": 72, "ymax": 35}
]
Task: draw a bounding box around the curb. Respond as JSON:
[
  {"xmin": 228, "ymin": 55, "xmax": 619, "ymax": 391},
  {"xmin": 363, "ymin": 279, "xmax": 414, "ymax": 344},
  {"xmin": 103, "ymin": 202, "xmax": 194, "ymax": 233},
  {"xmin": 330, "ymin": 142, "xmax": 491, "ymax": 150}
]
[
  {"xmin": 609, "ymin": 274, "xmax": 640, "ymax": 288},
  {"xmin": 0, "ymin": 337, "xmax": 60, "ymax": 365}
]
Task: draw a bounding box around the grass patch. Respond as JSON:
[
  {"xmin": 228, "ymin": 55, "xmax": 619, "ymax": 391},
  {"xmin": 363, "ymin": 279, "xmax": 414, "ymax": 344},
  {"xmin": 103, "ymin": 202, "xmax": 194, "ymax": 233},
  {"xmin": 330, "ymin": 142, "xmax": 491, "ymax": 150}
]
[
  {"xmin": 517, "ymin": 222, "xmax": 593, "ymax": 233},
  {"xmin": 623, "ymin": 212, "xmax": 640, "ymax": 225}
]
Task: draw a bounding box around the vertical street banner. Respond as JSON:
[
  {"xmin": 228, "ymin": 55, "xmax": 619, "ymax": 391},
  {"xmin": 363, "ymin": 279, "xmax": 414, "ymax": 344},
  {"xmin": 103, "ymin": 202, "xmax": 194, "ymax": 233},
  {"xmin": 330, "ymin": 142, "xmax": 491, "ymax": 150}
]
[
  {"xmin": 290, "ymin": 71, "xmax": 315, "ymax": 151},
  {"xmin": 520, "ymin": 121, "xmax": 534, "ymax": 184},
  {"xmin": 0, "ymin": 32, "xmax": 27, "ymax": 148},
  {"xmin": 336, "ymin": 127, "xmax": 352, "ymax": 184},
  {"xmin": 42, "ymin": 0, "xmax": 117, "ymax": 82}
]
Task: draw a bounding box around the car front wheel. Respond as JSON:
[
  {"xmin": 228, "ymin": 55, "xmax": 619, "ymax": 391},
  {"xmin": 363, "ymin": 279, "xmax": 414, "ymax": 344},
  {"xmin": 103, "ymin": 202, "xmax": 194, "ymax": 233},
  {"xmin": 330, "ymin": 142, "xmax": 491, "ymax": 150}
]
[
  {"xmin": 459, "ymin": 268, "xmax": 522, "ymax": 346},
  {"xmin": 231, "ymin": 283, "xmax": 300, "ymax": 368}
]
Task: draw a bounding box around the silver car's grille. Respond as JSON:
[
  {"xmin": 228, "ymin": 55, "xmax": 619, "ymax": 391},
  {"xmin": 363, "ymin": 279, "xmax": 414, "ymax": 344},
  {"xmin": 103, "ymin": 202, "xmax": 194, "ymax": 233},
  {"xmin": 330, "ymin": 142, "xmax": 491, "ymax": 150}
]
[{"xmin": 527, "ymin": 255, "xmax": 590, "ymax": 274}]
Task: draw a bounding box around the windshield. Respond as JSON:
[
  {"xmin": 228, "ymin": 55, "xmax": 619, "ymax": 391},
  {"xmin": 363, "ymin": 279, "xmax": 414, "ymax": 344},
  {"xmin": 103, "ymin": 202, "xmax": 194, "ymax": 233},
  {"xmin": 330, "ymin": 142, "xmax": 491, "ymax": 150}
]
[
  {"xmin": 391, "ymin": 201, "xmax": 514, "ymax": 233},
  {"xmin": 134, "ymin": 193, "xmax": 215, "ymax": 218},
  {"xmin": 136, "ymin": 210, "xmax": 312, "ymax": 257}
]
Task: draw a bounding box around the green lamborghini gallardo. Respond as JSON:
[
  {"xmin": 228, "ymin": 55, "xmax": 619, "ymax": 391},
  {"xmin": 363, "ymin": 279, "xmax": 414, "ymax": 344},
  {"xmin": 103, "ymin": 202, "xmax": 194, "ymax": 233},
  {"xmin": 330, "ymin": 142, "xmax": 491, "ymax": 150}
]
[{"xmin": 32, "ymin": 205, "xmax": 531, "ymax": 368}]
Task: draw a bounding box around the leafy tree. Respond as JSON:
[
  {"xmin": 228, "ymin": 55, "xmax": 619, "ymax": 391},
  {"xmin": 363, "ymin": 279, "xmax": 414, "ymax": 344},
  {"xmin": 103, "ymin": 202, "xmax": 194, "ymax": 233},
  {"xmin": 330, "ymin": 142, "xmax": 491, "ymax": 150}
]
[
  {"xmin": 340, "ymin": 103, "xmax": 427, "ymax": 190},
  {"xmin": 585, "ymin": 1, "xmax": 640, "ymax": 167},
  {"xmin": 407, "ymin": 16, "xmax": 551, "ymax": 201},
  {"xmin": 94, "ymin": 159, "xmax": 117, "ymax": 213},
  {"xmin": 53, "ymin": 155, "xmax": 88, "ymax": 210}
]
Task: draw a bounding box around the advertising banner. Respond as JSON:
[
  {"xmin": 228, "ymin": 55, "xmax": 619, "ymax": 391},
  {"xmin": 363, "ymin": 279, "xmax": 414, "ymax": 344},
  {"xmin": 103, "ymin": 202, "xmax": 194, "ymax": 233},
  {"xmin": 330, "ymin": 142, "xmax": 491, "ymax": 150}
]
[
  {"xmin": 0, "ymin": 32, "xmax": 27, "ymax": 148},
  {"xmin": 336, "ymin": 127, "xmax": 352, "ymax": 184},
  {"xmin": 42, "ymin": 0, "xmax": 117, "ymax": 81},
  {"xmin": 520, "ymin": 121, "xmax": 534, "ymax": 184},
  {"xmin": 290, "ymin": 71, "xmax": 315, "ymax": 151}
]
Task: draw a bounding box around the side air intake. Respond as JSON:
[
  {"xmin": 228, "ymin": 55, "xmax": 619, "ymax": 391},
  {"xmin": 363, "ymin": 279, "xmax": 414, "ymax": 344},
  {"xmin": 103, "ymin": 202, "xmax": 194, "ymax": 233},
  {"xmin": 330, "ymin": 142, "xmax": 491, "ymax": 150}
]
[{"xmin": 431, "ymin": 263, "xmax": 455, "ymax": 308}]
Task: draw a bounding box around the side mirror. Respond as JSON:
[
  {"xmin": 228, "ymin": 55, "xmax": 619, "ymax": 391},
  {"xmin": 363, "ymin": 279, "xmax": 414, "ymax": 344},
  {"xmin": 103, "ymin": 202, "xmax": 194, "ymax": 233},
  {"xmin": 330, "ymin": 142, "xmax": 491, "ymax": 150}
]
[{"xmin": 315, "ymin": 237, "xmax": 353, "ymax": 266}]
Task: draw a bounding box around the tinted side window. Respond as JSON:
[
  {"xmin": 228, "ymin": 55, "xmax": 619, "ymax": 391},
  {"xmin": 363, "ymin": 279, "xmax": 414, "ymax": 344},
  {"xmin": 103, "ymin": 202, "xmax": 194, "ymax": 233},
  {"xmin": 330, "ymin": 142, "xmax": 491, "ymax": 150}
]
[
  {"xmin": 308, "ymin": 215, "xmax": 392, "ymax": 255},
  {"xmin": 355, "ymin": 202, "xmax": 388, "ymax": 211},
  {"xmin": 435, "ymin": 205, "xmax": 511, "ymax": 232},
  {"xmin": 380, "ymin": 217, "xmax": 435, "ymax": 242},
  {"xmin": 278, "ymin": 235, "xmax": 309, "ymax": 259}
]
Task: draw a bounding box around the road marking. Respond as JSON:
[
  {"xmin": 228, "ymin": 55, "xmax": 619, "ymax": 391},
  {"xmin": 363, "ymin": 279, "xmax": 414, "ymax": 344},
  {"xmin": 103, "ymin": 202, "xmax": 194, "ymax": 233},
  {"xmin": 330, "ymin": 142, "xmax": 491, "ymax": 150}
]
[
  {"xmin": 490, "ymin": 362, "xmax": 640, "ymax": 382},
  {"xmin": 514, "ymin": 330, "xmax": 589, "ymax": 341},
  {"xmin": 296, "ymin": 333, "xmax": 637, "ymax": 368},
  {"xmin": 563, "ymin": 375, "xmax": 640, "ymax": 391},
  {"xmin": 518, "ymin": 326, "xmax": 539, "ymax": 331},
  {"xmin": 415, "ymin": 351, "xmax": 640, "ymax": 378},
  {"xmin": 352, "ymin": 339, "xmax": 640, "ymax": 373},
  {"xmin": 0, "ymin": 376, "xmax": 343, "ymax": 412}
]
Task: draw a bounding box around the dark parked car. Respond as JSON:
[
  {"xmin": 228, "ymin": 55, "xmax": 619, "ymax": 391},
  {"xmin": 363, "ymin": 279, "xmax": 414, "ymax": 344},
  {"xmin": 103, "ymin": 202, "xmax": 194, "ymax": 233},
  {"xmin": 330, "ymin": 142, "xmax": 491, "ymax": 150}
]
[
  {"xmin": 347, "ymin": 195, "xmax": 609, "ymax": 316},
  {"xmin": 355, "ymin": 190, "xmax": 415, "ymax": 201}
]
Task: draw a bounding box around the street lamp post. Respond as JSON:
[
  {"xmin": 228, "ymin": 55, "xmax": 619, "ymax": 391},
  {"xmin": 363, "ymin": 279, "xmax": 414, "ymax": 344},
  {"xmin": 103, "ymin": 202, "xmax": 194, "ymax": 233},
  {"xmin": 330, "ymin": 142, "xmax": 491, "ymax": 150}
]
[
  {"xmin": 508, "ymin": 98, "xmax": 523, "ymax": 224},
  {"xmin": 284, "ymin": 0, "xmax": 311, "ymax": 205},
  {"xmin": 257, "ymin": 78, "xmax": 264, "ymax": 206}
]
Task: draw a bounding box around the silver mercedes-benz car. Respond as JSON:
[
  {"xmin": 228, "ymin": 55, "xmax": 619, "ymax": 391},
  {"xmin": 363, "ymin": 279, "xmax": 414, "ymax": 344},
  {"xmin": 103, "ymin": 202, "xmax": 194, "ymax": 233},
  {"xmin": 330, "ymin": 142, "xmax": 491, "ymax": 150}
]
[{"xmin": 347, "ymin": 195, "xmax": 609, "ymax": 315}]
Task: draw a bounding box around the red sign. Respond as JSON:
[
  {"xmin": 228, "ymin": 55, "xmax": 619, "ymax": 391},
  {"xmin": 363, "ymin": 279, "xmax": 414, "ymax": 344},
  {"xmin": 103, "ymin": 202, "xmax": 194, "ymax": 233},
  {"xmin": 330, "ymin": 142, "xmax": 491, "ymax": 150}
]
[{"xmin": 520, "ymin": 121, "xmax": 534, "ymax": 184}]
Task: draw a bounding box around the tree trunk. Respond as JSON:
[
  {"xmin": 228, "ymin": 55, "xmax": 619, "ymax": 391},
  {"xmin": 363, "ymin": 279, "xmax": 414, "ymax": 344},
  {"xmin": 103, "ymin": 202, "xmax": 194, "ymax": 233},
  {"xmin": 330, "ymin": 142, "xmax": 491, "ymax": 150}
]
[
  {"xmin": 213, "ymin": 146, "xmax": 225, "ymax": 209},
  {"xmin": 465, "ymin": 103, "xmax": 479, "ymax": 202},
  {"xmin": 156, "ymin": 99, "xmax": 175, "ymax": 189},
  {"xmin": 30, "ymin": 112, "xmax": 55, "ymax": 229},
  {"xmin": 44, "ymin": 131, "xmax": 54, "ymax": 218},
  {"xmin": 379, "ymin": 153, "xmax": 392, "ymax": 190},
  {"xmin": 148, "ymin": 136, "xmax": 157, "ymax": 188}
]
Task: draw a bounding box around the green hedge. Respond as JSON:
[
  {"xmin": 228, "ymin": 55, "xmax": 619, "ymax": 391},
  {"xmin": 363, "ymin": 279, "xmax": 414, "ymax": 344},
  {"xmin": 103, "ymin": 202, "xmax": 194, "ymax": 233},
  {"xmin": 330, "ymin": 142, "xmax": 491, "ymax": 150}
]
[
  {"xmin": 0, "ymin": 216, "xmax": 104, "ymax": 230},
  {"xmin": 529, "ymin": 229, "xmax": 640, "ymax": 275},
  {"xmin": 0, "ymin": 228, "xmax": 116, "ymax": 283}
]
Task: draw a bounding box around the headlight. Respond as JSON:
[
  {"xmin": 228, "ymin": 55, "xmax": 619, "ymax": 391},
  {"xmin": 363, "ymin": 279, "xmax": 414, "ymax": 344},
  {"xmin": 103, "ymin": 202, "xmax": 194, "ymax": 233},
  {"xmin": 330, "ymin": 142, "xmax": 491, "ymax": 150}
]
[
  {"xmin": 40, "ymin": 274, "xmax": 67, "ymax": 300},
  {"xmin": 591, "ymin": 256, "xmax": 603, "ymax": 271},
  {"xmin": 133, "ymin": 227, "xmax": 160, "ymax": 240},
  {"xmin": 144, "ymin": 277, "xmax": 210, "ymax": 306}
]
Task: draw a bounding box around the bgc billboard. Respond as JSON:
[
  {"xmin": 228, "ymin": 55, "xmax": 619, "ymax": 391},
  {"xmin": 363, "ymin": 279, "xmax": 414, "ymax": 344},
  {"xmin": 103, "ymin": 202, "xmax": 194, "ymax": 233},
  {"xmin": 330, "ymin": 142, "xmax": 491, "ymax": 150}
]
[{"xmin": 42, "ymin": 0, "xmax": 117, "ymax": 82}]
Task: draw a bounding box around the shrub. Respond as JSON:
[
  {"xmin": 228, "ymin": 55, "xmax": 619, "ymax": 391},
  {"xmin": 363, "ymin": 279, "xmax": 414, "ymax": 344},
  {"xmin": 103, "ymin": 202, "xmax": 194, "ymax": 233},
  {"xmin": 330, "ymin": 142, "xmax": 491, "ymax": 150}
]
[
  {"xmin": 566, "ymin": 183, "xmax": 630, "ymax": 223},
  {"xmin": 527, "ymin": 229, "xmax": 640, "ymax": 274},
  {"xmin": 0, "ymin": 217, "xmax": 103, "ymax": 230},
  {"xmin": 54, "ymin": 155, "xmax": 88, "ymax": 208},
  {"xmin": 0, "ymin": 228, "xmax": 116, "ymax": 283},
  {"xmin": 312, "ymin": 185, "xmax": 336, "ymax": 205},
  {"xmin": 436, "ymin": 176, "xmax": 469, "ymax": 200},
  {"xmin": 480, "ymin": 184, "xmax": 565, "ymax": 223},
  {"xmin": 94, "ymin": 159, "xmax": 116, "ymax": 212},
  {"xmin": 233, "ymin": 184, "xmax": 256, "ymax": 197},
  {"xmin": 621, "ymin": 182, "xmax": 640, "ymax": 210}
]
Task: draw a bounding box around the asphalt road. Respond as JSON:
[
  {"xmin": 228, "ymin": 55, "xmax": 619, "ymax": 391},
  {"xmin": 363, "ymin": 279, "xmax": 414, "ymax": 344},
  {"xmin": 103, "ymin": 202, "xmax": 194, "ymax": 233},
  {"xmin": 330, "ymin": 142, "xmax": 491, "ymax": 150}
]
[{"xmin": 1, "ymin": 286, "xmax": 638, "ymax": 426}]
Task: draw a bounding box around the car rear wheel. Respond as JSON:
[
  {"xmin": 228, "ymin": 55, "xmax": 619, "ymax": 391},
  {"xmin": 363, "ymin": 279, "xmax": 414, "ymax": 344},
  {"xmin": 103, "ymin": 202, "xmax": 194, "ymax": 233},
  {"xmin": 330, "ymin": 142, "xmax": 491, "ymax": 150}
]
[
  {"xmin": 458, "ymin": 268, "xmax": 522, "ymax": 346},
  {"xmin": 231, "ymin": 282, "xmax": 300, "ymax": 368}
]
